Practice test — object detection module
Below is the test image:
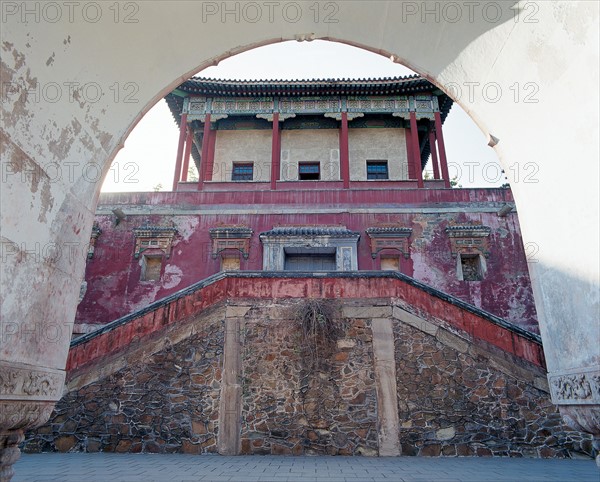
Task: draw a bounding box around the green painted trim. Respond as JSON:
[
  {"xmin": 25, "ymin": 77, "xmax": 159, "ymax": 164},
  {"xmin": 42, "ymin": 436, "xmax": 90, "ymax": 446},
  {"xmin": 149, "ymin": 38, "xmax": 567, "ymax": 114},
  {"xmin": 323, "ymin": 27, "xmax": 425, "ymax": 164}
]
[{"xmin": 171, "ymin": 89, "xmax": 188, "ymax": 98}]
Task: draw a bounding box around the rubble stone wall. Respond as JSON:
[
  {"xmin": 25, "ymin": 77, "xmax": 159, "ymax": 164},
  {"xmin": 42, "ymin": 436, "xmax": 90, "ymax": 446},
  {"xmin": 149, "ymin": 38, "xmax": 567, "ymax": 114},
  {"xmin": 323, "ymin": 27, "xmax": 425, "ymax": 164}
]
[{"xmin": 23, "ymin": 300, "xmax": 593, "ymax": 458}]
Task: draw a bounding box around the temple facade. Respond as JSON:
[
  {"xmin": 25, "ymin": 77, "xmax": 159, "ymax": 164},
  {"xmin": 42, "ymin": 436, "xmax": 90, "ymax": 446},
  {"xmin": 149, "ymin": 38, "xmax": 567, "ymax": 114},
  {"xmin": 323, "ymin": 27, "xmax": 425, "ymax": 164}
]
[
  {"xmin": 74, "ymin": 76, "xmax": 537, "ymax": 333},
  {"xmin": 24, "ymin": 77, "xmax": 596, "ymax": 459}
]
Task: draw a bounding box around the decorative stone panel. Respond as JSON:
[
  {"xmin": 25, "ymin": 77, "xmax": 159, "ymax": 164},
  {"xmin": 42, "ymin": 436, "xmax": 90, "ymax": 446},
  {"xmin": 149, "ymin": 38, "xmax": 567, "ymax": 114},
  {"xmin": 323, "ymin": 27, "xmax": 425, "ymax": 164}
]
[
  {"xmin": 549, "ymin": 367, "xmax": 600, "ymax": 405},
  {"xmin": 445, "ymin": 224, "xmax": 491, "ymax": 258},
  {"xmin": 0, "ymin": 362, "xmax": 65, "ymax": 402},
  {"xmin": 209, "ymin": 227, "xmax": 253, "ymax": 259},
  {"xmin": 366, "ymin": 227, "xmax": 413, "ymax": 259},
  {"xmin": 259, "ymin": 227, "xmax": 360, "ymax": 271},
  {"xmin": 132, "ymin": 225, "xmax": 177, "ymax": 259}
]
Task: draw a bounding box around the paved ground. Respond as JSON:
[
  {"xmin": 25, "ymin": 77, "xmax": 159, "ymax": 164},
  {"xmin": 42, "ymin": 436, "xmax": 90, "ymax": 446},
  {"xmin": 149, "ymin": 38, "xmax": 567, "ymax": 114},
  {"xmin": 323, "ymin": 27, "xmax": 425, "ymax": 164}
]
[{"xmin": 13, "ymin": 454, "xmax": 598, "ymax": 482}]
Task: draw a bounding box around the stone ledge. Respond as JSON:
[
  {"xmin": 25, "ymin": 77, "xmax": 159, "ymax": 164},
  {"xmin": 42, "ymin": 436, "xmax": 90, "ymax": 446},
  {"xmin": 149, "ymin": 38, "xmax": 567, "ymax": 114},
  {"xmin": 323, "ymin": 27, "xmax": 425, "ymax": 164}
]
[
  {"xmin": 393, "ymin": 306, "xmax": 439, "ymax": 337},
  {"xmin": 343, "ymin": 306, "xmax": 392, "ymax": 319},
  {"xmin": 225, "ymin": 306, "xmax": 252, "ymax": 318},
  {"xmin": 436, "ymin": 329, "xmax": 469, "ymax": 353}
]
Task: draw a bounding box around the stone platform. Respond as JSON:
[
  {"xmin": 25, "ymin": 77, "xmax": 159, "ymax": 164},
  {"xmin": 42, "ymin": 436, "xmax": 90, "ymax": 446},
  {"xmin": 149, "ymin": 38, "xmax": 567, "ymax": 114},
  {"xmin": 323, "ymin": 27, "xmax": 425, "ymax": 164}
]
[{"xmin": 13, "ymin": 454, "xmax": 598, "ymax": 481}]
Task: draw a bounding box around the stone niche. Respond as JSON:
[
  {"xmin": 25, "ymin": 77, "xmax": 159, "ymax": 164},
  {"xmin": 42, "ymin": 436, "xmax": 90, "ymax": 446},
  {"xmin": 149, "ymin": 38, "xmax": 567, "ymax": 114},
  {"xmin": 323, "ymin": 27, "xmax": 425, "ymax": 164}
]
[{"xmin": 259, "ymin": 227, "xmax": 360, "ymax": 271}]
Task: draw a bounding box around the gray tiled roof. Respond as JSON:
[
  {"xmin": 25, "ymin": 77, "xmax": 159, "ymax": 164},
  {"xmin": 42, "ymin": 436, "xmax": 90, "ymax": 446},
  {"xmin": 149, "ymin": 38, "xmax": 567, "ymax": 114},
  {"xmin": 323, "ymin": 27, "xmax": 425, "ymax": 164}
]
[{"xmin": 260, "ymin": 227, "xmax": 360, "ymax": 237}]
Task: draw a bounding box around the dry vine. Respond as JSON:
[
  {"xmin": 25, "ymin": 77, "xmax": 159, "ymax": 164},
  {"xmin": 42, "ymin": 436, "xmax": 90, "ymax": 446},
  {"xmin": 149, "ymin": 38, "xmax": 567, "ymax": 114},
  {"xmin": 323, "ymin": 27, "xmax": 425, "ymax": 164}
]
[{"xmin": 288, "ymin": 299, "xmax": 343, "ymax": 372}]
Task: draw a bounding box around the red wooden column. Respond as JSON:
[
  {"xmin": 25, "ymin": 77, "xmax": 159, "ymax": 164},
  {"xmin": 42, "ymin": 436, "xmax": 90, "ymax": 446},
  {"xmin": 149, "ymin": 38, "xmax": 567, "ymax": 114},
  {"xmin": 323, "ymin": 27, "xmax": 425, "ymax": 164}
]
[
  {"xmin": 270, "ymin": 112, "xmax": 280, "ymax": 190},
  {"xmin": 181, "ymin": 127, "xmax": 193, "ymax": 182},
  {"xmin": 172, "ymin": 113, "xmax": 188, "ymax": 191},
  {"xmin": 434, "ymin": 111, "xmax": 451, "ymax": 188},
  {"xmin": 428, "ymin": 129, "xmax": 440, "ymax": 180},
  {"xmin": 207, "ymin": 125, "xmax": 216, "ymax": 180},
  {"xmin": 409, "ymin": 111, "xmax": 424, "ymax": 188},
  {"xmin": 340, "ymin": 112, "xmax": 350, "ymax": 189},
  {"xmin": 405, "ymin": 129, "xmax": 415, "ymax": 180},
  {"xmin": 197, "ymin": 113, "xmax": 212, "ymax": 191}
]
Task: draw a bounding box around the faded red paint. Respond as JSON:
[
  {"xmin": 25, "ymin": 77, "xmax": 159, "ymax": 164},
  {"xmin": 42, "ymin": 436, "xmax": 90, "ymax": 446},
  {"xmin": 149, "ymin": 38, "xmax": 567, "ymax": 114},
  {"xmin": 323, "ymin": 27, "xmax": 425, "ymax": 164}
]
[
  {"xmin": 67, "ymin": 275, "xmax": 545, "ymax": 377},
  {"xmin": 76, "ymin": 188, "xmax": 536, "ymax": 332}
]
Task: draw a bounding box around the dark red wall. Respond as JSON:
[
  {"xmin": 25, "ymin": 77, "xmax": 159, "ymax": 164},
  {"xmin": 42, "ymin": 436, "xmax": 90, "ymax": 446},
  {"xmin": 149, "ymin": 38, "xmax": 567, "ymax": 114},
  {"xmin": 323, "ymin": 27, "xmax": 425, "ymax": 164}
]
[{"xmin": 76, "ymin": 187, "xmax": 537, "ymax": 332}]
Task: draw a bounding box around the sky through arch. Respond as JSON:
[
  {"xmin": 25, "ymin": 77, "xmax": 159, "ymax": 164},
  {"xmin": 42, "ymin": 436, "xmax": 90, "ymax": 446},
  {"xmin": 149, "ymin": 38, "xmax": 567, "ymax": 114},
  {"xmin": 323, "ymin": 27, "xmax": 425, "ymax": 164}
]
[{"xmin": 101, "ymin": 40, "xmax": 504, "ymax": 192}]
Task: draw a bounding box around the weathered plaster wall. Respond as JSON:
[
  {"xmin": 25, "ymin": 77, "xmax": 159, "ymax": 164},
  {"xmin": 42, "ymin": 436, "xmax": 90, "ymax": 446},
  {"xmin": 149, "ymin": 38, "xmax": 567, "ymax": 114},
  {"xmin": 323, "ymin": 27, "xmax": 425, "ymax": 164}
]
[
  {"xmin": 349, "ymin": 128, "xmax": 408, "ymax": 180},
  {"xmin": 75, "ymin": 189, "xmax": 536, "ymax": 332},
  {"xmin": 281, "ymin": 129, "xmax": 339, "ymax": 181},
  {"xmin": 24, "ymin": 299, "xmax": 592, "ymax": 458},
  {"xmin": 2, "ymin": 0, "xmax": 598, "ymax": 455},
  {"xmin": 212, "ymin": 130, "xmax": 272, "ymax": 182}
]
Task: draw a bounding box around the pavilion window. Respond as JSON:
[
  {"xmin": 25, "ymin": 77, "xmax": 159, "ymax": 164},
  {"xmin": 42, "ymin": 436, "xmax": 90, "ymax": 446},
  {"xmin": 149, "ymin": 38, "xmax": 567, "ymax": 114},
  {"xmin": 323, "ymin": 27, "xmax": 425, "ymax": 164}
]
[
  {"xmin": 232, "ymin": 163, "xmax": 254, "ymax": 181},
  {"xmin": 366, "ymin": 160, "xmax": 389, "ymax": 180},
  {"xmin": 298, "ymin": 162, "xmax": 320, "ymax": 180}
]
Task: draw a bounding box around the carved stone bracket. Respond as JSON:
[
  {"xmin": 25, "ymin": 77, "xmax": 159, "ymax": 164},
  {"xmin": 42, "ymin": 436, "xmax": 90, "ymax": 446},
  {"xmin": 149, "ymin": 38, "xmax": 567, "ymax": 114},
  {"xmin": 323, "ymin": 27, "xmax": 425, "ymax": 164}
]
[
  {"xmin": 0, "ymin": 362, "xmax": 65, "ymax": 402},
  {"xmin": 133, "ymin": 225, "xmax": 177, "ymax": 259},
  {"xmin": 445, "ymin": 224, "xmax": 491, "ymax": 258},
  {"xmin": 366, "ymin": 227, "xmax": 413, "ymax": 259},
  {"xmin": 209, "ymin": 227, "xmax": 253, "ymax": 259},
  {"xmin": 87, "ymin": 222, "xmax": 102, "ymax": 259},
  {"xmin": 549, "ymin": 367, "xmax": 600, "ymax": 405}
]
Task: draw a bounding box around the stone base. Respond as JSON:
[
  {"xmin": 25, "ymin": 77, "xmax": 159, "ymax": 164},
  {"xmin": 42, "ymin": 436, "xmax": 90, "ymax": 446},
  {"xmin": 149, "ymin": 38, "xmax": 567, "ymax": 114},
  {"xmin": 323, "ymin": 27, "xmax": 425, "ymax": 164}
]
[
  {"xmin": 0, "ymin": 400, "xmax": 57, "ymax": 482},
  {"xmin": 0, "ymin": 431, "xmax": 24, "ymax": 482},
  {"xmin": 558, "ymin": 405, "xmax": 600, "ymax": 467}
]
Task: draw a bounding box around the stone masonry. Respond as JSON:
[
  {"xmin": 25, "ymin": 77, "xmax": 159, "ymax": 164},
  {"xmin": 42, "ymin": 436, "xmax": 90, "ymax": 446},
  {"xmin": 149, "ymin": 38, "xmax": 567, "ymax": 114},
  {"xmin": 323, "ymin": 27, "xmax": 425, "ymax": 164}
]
[{"xmin": 23, "ymin": 299, "xmax": 594, "ymax": 459}]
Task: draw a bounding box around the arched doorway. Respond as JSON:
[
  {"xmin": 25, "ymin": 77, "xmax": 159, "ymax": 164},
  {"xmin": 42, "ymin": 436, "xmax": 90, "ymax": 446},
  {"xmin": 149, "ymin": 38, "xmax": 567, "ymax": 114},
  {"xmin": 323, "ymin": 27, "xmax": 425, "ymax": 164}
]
[{"xmin": 1, "ymin": 2, "xmax": 598, "ymax": 476}]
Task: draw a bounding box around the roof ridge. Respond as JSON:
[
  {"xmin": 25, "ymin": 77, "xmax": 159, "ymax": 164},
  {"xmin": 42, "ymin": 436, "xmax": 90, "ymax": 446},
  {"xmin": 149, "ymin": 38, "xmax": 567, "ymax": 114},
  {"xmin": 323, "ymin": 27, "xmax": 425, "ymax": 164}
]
[{"xmin": 187, "ymin": 74, "xmax": 421, "ymax": 84}]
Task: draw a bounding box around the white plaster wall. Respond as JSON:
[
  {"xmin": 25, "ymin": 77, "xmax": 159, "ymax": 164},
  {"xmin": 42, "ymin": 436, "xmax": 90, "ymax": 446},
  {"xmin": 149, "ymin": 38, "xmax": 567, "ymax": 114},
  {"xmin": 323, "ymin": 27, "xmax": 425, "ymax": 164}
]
[
  {"xmin": 1, "ymin": 1, "xmax": 598, "ymax": 419},
  {"xmin": 280, "ymin": 129, "xmax": 339, "ymax": 181},
  {"xmin": 212, "ymin": 130, "xmax": 271, "ymax": 182},
  {"xmin": 349, "ymin": 128, "xmax": 408, "ymax": 180}
]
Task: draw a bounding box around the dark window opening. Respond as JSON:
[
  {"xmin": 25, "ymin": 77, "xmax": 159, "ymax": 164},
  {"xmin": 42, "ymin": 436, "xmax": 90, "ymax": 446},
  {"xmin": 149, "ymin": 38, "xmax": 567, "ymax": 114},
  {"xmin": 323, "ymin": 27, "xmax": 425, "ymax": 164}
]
[
  {"xmin": 367, "ymin": 160, "xmax": 389, "ymax": 180},
  {"xmin": 298, "ymin": 162, "xmax": 320, "ymax": 180},
  {"xmin": 460, "ymin": 254, "xmax": 483, "ymax": 281},
  {"xmin": 141, "ymin": 255, "xmax": 162, "ymax": 282},
  {"xmin": 232, "ymin": 163, "xmax": 253, "ymax": 181},
  {"xmin": 284, "ymin": 253, "xmax": 336, "ymax": 271}
]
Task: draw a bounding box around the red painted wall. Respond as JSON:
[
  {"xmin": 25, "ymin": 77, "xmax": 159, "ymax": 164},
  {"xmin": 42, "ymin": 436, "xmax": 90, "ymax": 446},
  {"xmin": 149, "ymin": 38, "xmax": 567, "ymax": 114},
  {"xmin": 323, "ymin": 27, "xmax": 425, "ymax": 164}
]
[
  {"xmin": 76, "ymin": 187, "xmax": 537, "ymax": 332},
  {"xmin": 68, "ymin": 275, "xmax": 545, "ymax": 375}
]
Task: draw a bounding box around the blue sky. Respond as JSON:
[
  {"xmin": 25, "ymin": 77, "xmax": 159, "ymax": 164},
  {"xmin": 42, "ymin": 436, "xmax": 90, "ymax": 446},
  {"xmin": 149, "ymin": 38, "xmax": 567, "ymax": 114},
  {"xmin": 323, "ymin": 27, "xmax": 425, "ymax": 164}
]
[{"xmin": 102, "ymin": 40, "xmax": 504, "ymax": 192}]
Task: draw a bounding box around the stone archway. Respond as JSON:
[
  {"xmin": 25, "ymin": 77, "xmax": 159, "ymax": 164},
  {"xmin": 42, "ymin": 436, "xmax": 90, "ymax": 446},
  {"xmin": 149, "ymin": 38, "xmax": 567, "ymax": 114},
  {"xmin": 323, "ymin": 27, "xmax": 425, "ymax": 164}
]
[{"xmin": 1, "ymin": 1, "xmax": 598, "ymax": 478}]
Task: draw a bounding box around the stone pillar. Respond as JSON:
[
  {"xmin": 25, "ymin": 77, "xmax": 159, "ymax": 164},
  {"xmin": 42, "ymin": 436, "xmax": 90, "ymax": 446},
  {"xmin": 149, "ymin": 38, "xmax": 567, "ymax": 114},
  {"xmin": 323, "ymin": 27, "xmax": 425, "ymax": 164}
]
[
  {"xmin": 371, "ymin": 318, "xmax": 401, "ymax": 456},
  {"xmin": 0, "ymin": 362, "xmax": 64, "ymax": 481},
  {"xmin": 550, "ymin": 373, "xmax": 600, "ymax": 467},
  {"xmin": 217, "ymin": 317, "xmax": 243, "ymax": 455}
]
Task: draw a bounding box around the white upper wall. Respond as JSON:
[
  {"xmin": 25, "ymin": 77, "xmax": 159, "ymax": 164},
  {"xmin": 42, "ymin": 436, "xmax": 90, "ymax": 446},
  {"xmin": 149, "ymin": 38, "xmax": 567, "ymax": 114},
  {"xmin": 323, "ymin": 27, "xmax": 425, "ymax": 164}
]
[
  {"xmin": 280, "ymin": 129, "xmax": 339, "ymax": 181},
  {"xmin": 212, "ymin": 129, "xmax": 271, "ymax": 182},
  {"xmin": 349, "ymin": 128, "xmax": 408, "ymax": 180}
]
